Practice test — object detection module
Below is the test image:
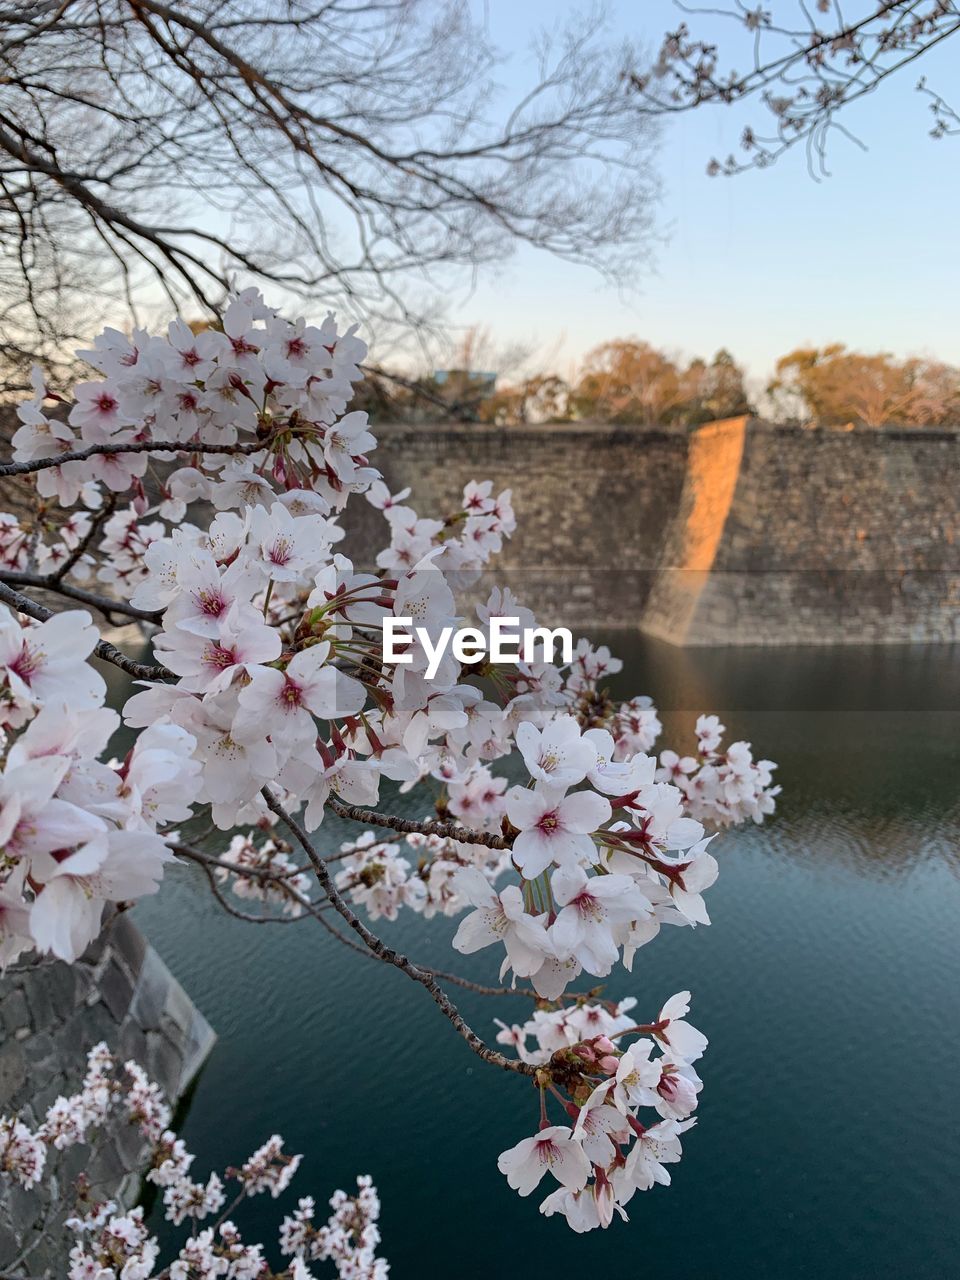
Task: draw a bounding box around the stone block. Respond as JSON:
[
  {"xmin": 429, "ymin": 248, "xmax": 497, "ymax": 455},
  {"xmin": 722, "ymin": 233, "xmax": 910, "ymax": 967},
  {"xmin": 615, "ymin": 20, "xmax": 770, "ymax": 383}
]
[
  {"xmin": 99, "ymin": 958, "xmax": 136, "ymax": 1023},
  {"xmin": 0, "ymin": 988, "xmax": 30, "ymax": 1035},
  {"xmin": 127, "ymin": 947, "xmax": 168, "ymax": 1029},
  {"xmin": 144, "ymin": 1029, "xmax": 181, "ymax": 1100},
  {"xmin": 0, "ymin": 1217, "xmax": 21, "ymax": 1268},
  {"xmin": 117, "ymin": 1015, "xmax": 149, "ymax": 1066},
  {"xmin": 110, "ymin": 913, "xmax": 148, "ymax": 974},
  {"xmin": 0, "ymin": 1039, "xmax": 28, "ymax": 1104},
  {"xmin": 41, "ymin": 963, "xmax": 78, "ymax": 1021}
]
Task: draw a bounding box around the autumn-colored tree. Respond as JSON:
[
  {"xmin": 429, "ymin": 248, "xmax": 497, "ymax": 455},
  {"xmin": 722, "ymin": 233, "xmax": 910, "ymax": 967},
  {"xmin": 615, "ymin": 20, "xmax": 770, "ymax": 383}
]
[
  {"xmin": 768, "ymin": 345, "xmax": 960, "ymax": 427},
  {"xmin": 573, "ymin": 341, "xmax": 684, "ymax": 425},
  {"xmin": 479, "ymin": 374, "xmax": 571, "ymax": 425},
  {"xmin": 682, "ymin": 349, "xmax": 753, "ymax": 424},
  {"xmin": 573, "ymin": 340, "xmax": 751, "ymax": 426}
]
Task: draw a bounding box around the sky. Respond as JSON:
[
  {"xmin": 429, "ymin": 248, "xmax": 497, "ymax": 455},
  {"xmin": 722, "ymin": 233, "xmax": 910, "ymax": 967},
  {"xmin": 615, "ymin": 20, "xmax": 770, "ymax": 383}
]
[{"xmin": 442, "ymin": 0, "xmax": 960, "ymax": 391}]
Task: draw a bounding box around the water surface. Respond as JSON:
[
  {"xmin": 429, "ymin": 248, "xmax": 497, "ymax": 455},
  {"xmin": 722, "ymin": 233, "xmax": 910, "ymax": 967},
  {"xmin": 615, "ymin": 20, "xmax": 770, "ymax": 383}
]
[{"xmin": 134, "ymin": 637, "xmax": 960, "ymax": 1280}]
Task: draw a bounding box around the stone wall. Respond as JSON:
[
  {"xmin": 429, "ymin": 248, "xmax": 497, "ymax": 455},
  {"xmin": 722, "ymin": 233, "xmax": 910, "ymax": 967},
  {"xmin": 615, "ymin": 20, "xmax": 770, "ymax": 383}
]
[
  {"xmin": 344, "ymin": 418, "xmax": 959, "ymax": 645},
  {"xmin": 340, "ymin": 421, "xmax": 690, "ymax": 629},
  {"xmin": 643, "ymin": 419, "xmax": 960, "ymax": 645},
  {"xmin": 0, "ymin": 914, "xmax": 215, "ymax": 1275}
]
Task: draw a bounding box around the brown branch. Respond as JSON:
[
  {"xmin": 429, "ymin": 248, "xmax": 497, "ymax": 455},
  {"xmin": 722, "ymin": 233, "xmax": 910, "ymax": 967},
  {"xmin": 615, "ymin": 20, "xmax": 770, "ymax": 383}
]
[
  {"xmin": 0, "ymin": 569, "xmax": 162, "ymax": 624},
  {"xmin": 264, "ymin": 789, "xmax": 535, "ymax": 1077},
  {"xmin": 49, "ymin": 492, "xmax": 116, "ymax": 583},
  {"xmin": 0, "ymin": 579, "xmax": 173, "ymax": 680},
  {"xmin": 327, "ymin": 797, "xmax": 511, "ymax": 851},
  {"xmin": 0, "ymin": 435, "xmax": 270, "ymax": 479}
]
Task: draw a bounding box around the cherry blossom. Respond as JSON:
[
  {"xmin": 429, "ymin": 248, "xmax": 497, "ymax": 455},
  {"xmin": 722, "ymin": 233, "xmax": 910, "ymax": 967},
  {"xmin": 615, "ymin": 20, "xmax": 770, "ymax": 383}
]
[
  {"xmin": 506, "ymin": 784, "xmax": 612, "ymax": 879},
  {"xmin": 1, "ymin": 1044, "xmax": 386, "ymax": 1278},
  {"xmin": 0, "ymin": 287, "xmax": 782, "ymax": 1236},
  {"xmin": 497, "ymin": 1126, "xmax": 591, "ymax": 1197}
]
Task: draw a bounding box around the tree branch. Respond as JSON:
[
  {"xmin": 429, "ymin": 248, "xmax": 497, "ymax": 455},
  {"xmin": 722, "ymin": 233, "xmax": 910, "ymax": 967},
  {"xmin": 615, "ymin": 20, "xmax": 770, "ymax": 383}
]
[
  {"xmin": 326, "ymin": 796, "xmax": 511, "ymax": 851},
  {"xmin": 264, "ymin": 789, "xmax": 535, "ymax": 1077},
  {"xmin": 0, "ymin": 436, "xmax": 270, "ymax": 479},
  {"xmin": 0, "ymin": 579, "xmax": 172, "ymax": 680},
  {"xmin": 0, "ymin": 569, "xmax": 162, "ymax": 624}
]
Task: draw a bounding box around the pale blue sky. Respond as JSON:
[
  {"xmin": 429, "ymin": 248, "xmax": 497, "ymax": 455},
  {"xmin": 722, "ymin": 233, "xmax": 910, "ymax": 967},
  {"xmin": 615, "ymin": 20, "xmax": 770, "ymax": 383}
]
[{"xmin": 448, "ymin": 0, "xmax": 960, "ymax": 389}]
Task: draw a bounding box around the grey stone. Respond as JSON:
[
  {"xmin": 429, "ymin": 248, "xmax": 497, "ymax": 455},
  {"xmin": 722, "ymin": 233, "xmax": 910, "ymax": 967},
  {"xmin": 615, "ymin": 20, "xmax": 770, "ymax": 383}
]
[
  {"xmin": 99, "ymin": 958, "xmax": 135, "ymax": 1022},
  {"xmin": 0, "ymin": 1217, "xmax": 20, "ymax": 1268},
  {"xmin": 181, "ymin": 1009, "xmax": 217, "ymax": 1092},
  {"xmin": 0, "ymin": 988, "xmax": 30, "ymax": 1034},
  {"xmin": 41, "ymin": 964, "xmax": 79, "ymax": 1021},
  {"xmin": 62, "ymin": 999, "xmax": 120, "ymax": 1049},
  {"xmin": 162, "ymin": 979, "xmax": 197, "ymax": 1038},
  {"xmin": 117, "ymin": 1015, "xmax": 149, "ymax": 1066},
  {"xmin": 87, "ymin": 1139, "xmax": 127, "ymax": 1189},
  {"xmin": 0, "ymin": 1039, "xmax": 28, "ymax": 1102},
  {"xmin": 111, "ymin": 913, "xmax": 148, "ymax": 973},
  {"xmin": 144, "ymin": 1029, "xmax": 181, "ymax": 1099},
  {"xmin": 116, "ymin": 1116, "xmax": 149, "ymax": 1172},
  {"xmin": 0, "ymin": 921, "xmax": 216, "ymax": 1269},
  {"xmin": 127, "ymin": 947, "xmax": 169, "ymax": 1029}
]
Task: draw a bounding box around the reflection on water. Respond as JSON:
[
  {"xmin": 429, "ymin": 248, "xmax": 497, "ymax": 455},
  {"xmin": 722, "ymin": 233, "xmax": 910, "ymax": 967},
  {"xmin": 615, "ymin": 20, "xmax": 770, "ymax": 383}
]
[{"xmin": 134, "ymin": 639, "xmax": 960, "ymax": 1280}]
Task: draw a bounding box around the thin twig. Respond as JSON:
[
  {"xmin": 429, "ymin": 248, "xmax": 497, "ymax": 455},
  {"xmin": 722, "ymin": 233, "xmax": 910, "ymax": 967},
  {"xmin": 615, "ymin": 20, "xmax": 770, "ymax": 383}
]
[
  {"xmin": 0, "ymin": 436, "xmax": 270, "ymax": 479},
  {"xmin": 0, "ymin": 570, "xmax": 162, "ymax": 624},
  {"xmin": 0, "ymin": 580, "xmax": 173, "ymax": 681},
  {"xmin": 327, "ymin": 797, "xmax": 511, "ymax": 851},
  {"xmin": 264, "ymin": 789, "xmax": 535, "ymax": 1077}
]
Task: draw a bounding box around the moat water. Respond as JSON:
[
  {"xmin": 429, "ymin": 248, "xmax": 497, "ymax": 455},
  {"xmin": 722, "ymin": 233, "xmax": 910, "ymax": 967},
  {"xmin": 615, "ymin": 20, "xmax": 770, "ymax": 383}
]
[{"xmin": 133, "ymin": 637, "xmax": 960, "ymax": 1279}]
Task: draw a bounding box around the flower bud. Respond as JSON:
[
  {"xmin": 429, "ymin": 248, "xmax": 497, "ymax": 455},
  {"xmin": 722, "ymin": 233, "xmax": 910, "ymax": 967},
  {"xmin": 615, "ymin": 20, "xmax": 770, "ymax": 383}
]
[{"xmin": 657, "ymin": 1070, "xmax": 698, "ymax": 1117}]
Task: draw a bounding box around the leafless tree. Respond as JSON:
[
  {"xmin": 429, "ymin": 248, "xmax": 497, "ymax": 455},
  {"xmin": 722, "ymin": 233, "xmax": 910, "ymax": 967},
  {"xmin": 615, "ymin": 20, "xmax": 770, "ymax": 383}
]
[
  {"xmin": 0, "ymin": 0, "xmax": 660, "ymax": 390},
  {"xmin": 634, "ymin": 1, "xmax": 960, "ymax": 177}
]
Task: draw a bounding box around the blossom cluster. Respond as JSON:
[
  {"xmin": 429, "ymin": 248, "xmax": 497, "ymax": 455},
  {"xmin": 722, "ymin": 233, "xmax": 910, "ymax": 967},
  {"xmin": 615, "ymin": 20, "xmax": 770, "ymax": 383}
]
[
  {"xmin": 279, "ymin": 1180, "xmax": 386, "ymax": 1280},
  {"xmin": 217, "ymin": 831, "xmax": 313, "ymax": 918},
  {"xmin": 657, "ymin": 714, "xmax": 780, "ymax": 827},
  {"xmin": 494, "ymin": 992, "xmax": 705, "ymax": 1231},
  {"xmin": 0, "ymin": 1044, "xmax": 387, "ymax": 1278},
  {"xmin": 2, "ymin": 287, "xmax": 780, "ymax": 1233},
  {"xmin": 0, "ymin": 607, "xmax": 200, "ymax": 962}
]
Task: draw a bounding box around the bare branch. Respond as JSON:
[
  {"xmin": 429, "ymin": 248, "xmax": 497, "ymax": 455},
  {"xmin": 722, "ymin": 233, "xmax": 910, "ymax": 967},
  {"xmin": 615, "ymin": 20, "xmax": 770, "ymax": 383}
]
[
  {"xmin": 326, "ymin": 795, "xmax": 511, "ymax": 850},
  {"xmin": 264, "ymin": 788, "xmax": 536, "ymax": 1077},
  {"xmin": 0, "ymin": 578, "xmax": 172, "ymax": 679},
  {"xmin": 634, "ymin": 1, "xmax": 960, "ymax": 175}
]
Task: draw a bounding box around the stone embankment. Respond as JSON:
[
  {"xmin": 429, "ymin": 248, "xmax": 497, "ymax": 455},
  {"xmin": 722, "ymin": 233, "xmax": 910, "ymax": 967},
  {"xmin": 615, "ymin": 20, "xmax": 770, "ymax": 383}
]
[
  {"xmin": 342, "ymin": 417, "xmax": 959, "ymax": 644},
  {"xmin": 0, "ymin": 915, "xmax": 215, "ymax": 1274}
]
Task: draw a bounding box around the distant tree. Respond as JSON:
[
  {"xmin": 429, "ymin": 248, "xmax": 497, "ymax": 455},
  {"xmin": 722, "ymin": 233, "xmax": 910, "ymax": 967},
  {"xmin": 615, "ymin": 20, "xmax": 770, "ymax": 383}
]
[
  {"xmin": 0, "ymin": 1, "xmax": 660, "ymax": 390},
  {"xmin": 479, "ymin": 374, "xmax": 571, "ymax": 425},
  {"xmin": 573, "ymin": 340, "xmax": 752, "ymax": 426},
  {"xmin": 634, "ymin": 2, "xmax": 960, "ymax": 177},
  {"xmin": 683, "ymin": 348, "xmax": 753, "ymax": 424},
  {"xmin": 768, "ymin": 344, "xmax": 960, "ymax": 426},
  {"xmin": 573, "ymin": 340, "xmax": 685, "ymax": 425}
]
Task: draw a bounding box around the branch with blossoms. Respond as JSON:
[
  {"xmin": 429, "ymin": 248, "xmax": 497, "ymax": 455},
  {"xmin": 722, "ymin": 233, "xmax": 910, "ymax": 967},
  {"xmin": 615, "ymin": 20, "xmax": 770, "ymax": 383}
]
[
  {"xmin": 0, "ymin": 288, "xmax": 779, "ymax": 1233},
  {"xmin": 0, "ymin": 1043, "xmax": 387, "ymax": 1279},
  {"xmin": 635, "ymin": 2, "xmax": 960, "ymax": 177}
]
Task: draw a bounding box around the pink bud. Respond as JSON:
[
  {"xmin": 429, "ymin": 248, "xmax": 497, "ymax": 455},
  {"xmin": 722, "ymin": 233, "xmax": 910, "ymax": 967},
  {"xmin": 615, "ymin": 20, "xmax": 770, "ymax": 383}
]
[
  {"xmin": 598, "ymin": 1055, "xmax": 620, "ymax": 1075},
  {"xmin": 657, "ymin": 1071, "xmax": 698, "ymax": 1116},
  {"xmin": 573, "ymin": 1045, "xmax": 596, "ymax": 1063},
  {"xmin": 594, "ymin": 1036, "xmax": 616, "ymax": 1054}
]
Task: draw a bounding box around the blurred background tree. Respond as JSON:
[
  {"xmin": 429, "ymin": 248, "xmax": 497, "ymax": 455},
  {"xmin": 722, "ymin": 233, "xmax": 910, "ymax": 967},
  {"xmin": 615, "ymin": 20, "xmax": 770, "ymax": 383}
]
[
  {"xmin": 570, "ymin": 340, "xmax": 752, "ymax": 425},
  {"xmin": 0, "ymin": 0, "xmax": 659, "ymax": 392},
  {"xmin": 633, "ymin": 2, "xmax": 960, "ymax": 177},
  {"xmin": 768, "ymin": 345, "xmax": 960, "ymax": 426}
]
